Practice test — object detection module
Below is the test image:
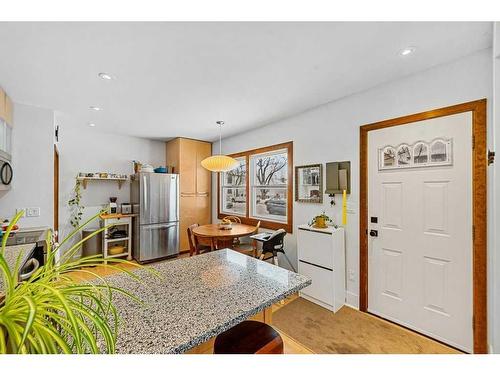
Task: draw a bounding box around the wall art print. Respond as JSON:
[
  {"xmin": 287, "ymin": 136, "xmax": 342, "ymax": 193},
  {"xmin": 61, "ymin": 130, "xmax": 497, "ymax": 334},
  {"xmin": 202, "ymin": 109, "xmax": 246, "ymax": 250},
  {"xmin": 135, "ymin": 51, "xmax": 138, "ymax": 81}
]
[{"xmin": 379, "ymin": 138, "xmax": 452, "ymax": 170}]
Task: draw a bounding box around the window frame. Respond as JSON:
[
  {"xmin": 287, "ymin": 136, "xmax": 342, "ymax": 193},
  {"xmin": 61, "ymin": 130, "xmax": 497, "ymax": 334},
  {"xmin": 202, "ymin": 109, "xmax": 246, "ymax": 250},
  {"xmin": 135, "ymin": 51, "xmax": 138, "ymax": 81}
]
[{"xmin": 217, "ymin": 141, "xmax": 293, "ymax": 233}]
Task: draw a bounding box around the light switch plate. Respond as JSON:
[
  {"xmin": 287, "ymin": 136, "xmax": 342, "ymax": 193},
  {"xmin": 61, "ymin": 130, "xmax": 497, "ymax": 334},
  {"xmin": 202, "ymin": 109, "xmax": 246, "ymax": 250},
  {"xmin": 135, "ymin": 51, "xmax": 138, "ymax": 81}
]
[
  {"xmin": 16, "ymin": 208, "xmax": 26, "ymax": 217},
  {"xmin": 26, "ymin": 207, "xmax": 41, "ymax": 217}
]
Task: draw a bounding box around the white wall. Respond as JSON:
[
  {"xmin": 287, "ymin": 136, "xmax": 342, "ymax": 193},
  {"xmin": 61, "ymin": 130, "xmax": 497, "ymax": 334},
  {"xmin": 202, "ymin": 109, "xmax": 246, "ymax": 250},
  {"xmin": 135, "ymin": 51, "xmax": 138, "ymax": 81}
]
[
  {"xmin": 213, "ymin": 49, "xmax": 493, "ymax": 332},
  {"xmin": 0, "ymin": 103, "xmax": 54, "ymax": 227},
  {"xmin": 56, "ymin": 112, "xmax": 165, "ymax": 245}
]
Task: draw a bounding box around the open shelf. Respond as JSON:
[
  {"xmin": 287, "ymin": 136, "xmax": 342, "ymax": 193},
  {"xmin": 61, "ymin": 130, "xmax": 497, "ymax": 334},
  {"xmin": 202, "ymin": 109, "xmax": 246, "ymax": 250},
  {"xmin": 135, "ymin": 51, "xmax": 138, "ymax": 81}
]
[
  {"xmin": 105, "ymin": 252, "xmax": 129, "ymax": 259},
  {"xmin": 77, "ymin": 176, "xmax": 128, "ymax": 189},
  {"xmin": 105, "ymin": 237, "xmax": 130, "ymax": 243}
]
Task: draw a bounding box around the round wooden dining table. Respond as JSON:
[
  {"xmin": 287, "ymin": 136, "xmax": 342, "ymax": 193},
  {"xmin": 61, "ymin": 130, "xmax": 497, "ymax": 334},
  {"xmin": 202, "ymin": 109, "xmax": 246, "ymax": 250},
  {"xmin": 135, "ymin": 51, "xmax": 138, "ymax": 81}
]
[{"xmin": 192, "ymin": 223, "xmax": 257, "ymax": 250}]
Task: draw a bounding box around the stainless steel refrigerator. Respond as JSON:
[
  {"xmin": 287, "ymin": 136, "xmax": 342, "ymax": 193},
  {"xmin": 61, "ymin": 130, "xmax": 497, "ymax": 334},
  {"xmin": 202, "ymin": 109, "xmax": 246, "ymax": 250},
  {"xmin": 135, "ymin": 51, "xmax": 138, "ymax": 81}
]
[{"xmin": 130, "ymin": 173, "xmax": 179, "ymax": 263}]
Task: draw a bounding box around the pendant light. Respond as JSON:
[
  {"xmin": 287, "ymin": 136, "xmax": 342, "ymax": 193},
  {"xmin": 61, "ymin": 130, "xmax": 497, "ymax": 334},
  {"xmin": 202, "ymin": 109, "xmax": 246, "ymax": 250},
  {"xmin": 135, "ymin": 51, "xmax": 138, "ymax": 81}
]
[{"xmin": 201, "ymin": 121, "xmax": 238, "ymax": 172}]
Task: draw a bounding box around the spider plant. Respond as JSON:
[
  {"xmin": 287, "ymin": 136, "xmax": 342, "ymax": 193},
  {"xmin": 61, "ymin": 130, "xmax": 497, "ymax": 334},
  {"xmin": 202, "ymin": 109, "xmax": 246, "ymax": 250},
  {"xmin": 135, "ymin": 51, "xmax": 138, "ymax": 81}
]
[{"xmin": 0, "ymin": 210, "xmax": 148, "ymax": 354}]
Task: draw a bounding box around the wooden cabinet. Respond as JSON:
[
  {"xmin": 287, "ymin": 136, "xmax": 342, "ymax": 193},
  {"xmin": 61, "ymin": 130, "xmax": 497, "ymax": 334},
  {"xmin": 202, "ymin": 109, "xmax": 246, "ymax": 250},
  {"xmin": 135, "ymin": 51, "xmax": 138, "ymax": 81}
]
[
  {"xmin": 166, "ymin": 138, "xmax": 212, "ymax": 251},
  {"xmin": 196, "ymin": 142, "xmax": 212, "ymax": 194}
]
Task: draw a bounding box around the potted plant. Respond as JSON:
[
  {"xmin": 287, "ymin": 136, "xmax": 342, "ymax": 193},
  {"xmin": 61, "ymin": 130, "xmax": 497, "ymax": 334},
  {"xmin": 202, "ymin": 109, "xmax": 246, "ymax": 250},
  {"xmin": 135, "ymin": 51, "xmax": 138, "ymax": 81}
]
[
  {"xmin": 0, "ymin": 210, "xmax": 148, "ymax": 354},
  {"xmin": 309, "ymin": 211, "xmax": 335, "ymax": 228}
]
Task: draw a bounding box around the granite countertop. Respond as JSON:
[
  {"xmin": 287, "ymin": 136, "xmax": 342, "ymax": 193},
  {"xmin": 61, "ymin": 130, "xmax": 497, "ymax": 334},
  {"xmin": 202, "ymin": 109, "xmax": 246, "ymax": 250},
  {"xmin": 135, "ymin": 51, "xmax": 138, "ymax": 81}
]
[
  {"xmin": 0, "ymin": 243, "xmax": 36, "ymax": 292},
  {"xmin": 105, "ymin": 249, "xmax": 311, "ymax": 354}
]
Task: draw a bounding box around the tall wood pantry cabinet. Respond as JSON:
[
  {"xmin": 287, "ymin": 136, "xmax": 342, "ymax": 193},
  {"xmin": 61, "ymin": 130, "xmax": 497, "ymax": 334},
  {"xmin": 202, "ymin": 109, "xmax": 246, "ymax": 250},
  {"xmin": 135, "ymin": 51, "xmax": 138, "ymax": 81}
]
[{"xmin": 166, "ymin": 138, "xmax": 212, "ymax": 252}]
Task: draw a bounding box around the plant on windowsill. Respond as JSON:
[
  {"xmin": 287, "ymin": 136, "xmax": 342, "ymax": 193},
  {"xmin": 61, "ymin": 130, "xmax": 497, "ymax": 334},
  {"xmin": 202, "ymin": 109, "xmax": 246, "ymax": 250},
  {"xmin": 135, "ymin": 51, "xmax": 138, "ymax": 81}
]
[
  {"xmin": 308, "ymin": 211, "xmax": 336, "ymax": 229},
  {"xmin": 0, "ymin": 210, "xmax": 152, "ymax": 354}
]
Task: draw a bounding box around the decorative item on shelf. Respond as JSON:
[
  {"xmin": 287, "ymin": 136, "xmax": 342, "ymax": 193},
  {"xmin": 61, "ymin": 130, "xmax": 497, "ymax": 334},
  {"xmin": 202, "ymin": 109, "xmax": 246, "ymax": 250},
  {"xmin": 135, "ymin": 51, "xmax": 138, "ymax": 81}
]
[
  {"xmin": 201, "ymin": 120, "xmax": 238, "ymax": 172},
  {"xmin": 77, "ymin": 172, "xmax": 128, "ymax": 189},
  {"xmin": 154, "ymin": 166, "xmax": 167, "ymax": 173},
  {"xmin": 308, "ymin": 211, "xmax": 336, "ymax": 229},
  {"xmin": 133, "ymin": 160, "xmax": 142, "ymax": 173},
  {"xmin": 219, "ymin": 218, "xmax": 233, "ymax": 230},
  {"xmin": 295, "ymin": 164, "xmax": 323, "ymax": 203},
  {"xmin": 139, "ymin": 164, "xmax": 154, "ymax": 173}
]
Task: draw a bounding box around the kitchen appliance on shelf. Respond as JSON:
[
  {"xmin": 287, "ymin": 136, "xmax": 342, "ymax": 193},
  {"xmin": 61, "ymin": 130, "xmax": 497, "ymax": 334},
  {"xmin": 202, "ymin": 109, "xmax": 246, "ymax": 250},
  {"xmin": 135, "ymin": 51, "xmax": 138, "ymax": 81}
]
[
  {"xmin": 130, "ymin": 173, "xmax": 179, "ymax": 263},
  {"xmin": 120, "ymin": 203, "xmax": 132, "ymax": 214},
  {"xmin": 109, "ymin": 197, "xmax": 118, "ymax": 214}
]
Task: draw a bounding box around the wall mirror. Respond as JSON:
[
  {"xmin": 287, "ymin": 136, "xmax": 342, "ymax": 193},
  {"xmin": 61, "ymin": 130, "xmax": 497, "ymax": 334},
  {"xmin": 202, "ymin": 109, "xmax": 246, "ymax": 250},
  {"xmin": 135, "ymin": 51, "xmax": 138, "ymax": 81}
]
[{"xmin": 295, "ymin": 164, "xmax": 322, "ymax": 203}]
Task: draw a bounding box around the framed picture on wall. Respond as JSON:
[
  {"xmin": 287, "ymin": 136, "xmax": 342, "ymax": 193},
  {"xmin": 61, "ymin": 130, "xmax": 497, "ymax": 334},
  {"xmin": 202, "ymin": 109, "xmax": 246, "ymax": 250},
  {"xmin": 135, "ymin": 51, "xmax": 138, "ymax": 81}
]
[{"xmin": 295, "ymin": 164, "xmax": 322, "ymax": 203}]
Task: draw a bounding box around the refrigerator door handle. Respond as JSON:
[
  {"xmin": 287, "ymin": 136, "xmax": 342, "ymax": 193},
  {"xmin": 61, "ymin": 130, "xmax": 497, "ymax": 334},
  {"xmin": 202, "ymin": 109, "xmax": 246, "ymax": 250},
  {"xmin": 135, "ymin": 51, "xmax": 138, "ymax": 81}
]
[{"xmin": 142, "ymin": 174, "xmax": 148, "ymax": 210}]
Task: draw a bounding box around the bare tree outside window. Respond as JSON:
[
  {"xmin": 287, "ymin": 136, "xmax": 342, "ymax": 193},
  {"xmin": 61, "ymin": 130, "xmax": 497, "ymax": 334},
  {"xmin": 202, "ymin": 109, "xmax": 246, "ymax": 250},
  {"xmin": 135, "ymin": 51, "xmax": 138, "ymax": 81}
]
[
  {"xmin": 251, "ymin": 151, "xmax": 288, "ymax": 221},
  {"xmin": 221, "ymin": 158, "xmax": 247, "ymax": 216},
  {"xmin": 255, "ymin": 154, "xmax": 287, "ymax": 199}
]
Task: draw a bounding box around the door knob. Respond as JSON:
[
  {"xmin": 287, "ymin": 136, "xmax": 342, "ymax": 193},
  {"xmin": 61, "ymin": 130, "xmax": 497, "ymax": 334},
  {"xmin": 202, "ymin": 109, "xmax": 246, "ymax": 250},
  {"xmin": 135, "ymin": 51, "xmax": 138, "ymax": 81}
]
[{"xmin": 369, "ymin": 229, "xmax": 378, "ymax": 237}]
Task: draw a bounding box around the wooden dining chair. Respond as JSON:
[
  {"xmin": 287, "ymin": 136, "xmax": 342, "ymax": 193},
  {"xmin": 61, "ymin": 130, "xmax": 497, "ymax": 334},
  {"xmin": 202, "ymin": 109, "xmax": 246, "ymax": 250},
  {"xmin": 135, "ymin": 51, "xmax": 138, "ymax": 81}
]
[
  {"xmin": 222, "ymin": 215, "xmax": 242, "ymax": 223},
  {"xmin": 233, "ymin": 221, "xmax": 260, "ymax": 257},
  {"xmin": 187, "ymin": 224, "xmax": 213, "ymax": 256},
  {"xmin": 223, "ymin": 216, "xmax": 242, "ymax": 246}
]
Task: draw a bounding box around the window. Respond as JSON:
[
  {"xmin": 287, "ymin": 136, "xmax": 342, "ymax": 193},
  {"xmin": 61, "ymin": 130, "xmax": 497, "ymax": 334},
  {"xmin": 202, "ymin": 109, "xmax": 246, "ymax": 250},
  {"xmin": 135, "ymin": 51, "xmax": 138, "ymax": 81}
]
[
  {"xmin": 218, "ymin": 142, "xmax": 293, "ymax": 232},
  {"xmin": 220, "ymin": 157, "xmax": 247, "ymax": 216}
]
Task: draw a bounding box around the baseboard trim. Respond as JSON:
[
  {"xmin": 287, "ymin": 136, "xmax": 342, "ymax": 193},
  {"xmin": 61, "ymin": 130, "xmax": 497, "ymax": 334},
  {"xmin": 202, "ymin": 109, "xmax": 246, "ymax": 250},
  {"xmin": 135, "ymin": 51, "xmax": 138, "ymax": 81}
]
[{"xmin": 345, "ymin": 291, "xmax": 359, "ymax": 309}]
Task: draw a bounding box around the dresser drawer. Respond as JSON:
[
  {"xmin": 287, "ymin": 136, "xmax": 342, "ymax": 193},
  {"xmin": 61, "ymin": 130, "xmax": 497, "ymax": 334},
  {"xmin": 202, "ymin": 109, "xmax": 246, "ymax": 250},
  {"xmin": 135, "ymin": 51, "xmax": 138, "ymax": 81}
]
[
  {"xmin": 298, "ymin": 260, "xmax": 334, "ymax": 308},
  {"xmin": 104, "ymin": 216, "xmax": 132, "ymax": 226},
  {"xmin": 297, "ymin": 228, "xmax": 334, "ymax": 269}
]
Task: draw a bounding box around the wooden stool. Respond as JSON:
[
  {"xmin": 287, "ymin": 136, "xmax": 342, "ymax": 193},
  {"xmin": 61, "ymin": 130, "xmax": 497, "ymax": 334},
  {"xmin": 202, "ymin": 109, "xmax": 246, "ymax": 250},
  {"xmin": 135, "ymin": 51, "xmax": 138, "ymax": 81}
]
[{"xmin": 213, "ymin": 320, "xmax": 284, "ymax": 354}]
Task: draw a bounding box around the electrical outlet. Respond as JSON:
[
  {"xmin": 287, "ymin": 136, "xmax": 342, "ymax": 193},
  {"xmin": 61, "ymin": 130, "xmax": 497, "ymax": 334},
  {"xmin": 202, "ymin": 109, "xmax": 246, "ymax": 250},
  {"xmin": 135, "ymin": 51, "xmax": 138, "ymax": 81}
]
[
  {"xmin": 26, "ymin": 207, "xmax": 41, "ymax": 217},
  {"xmin": 348, "ymin": 269, "xmax": 356, "ymax": 281},
  {"xmin": 16, "ymin": 208, "xmax": 26, "ymax": 217}
]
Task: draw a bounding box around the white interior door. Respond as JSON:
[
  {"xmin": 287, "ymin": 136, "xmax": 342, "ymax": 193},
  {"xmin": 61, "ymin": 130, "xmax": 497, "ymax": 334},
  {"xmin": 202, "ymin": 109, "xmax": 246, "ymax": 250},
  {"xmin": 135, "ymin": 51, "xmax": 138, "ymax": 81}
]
[{"xmin": 367, "ymin": 112, "xmax": 473, "ymax": 352}]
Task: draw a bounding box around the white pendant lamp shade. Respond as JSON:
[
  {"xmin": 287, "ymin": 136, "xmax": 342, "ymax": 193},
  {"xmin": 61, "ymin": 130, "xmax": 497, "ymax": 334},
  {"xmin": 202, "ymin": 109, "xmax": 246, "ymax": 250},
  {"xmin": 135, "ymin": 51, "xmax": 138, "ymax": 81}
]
[
  {"xmin": 201, "ymin": 154, "xmax": 238, "ymax": 172},
  {"xmin": 201, "ymin": 121, "xmax": 238, "ymax": 172}
]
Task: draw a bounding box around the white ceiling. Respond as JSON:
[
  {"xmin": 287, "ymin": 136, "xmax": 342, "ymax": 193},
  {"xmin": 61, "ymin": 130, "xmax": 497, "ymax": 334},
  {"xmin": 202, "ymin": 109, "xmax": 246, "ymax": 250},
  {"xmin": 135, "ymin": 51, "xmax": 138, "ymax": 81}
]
[{"xmin": 0, "ymin": 22, "xmax": 492, "ymax": 141}]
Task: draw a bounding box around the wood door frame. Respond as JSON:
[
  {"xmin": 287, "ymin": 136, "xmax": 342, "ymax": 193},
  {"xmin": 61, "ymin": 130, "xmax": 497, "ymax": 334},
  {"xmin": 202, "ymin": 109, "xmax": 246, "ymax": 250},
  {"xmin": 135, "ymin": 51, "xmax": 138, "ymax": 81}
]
[{"xmin": 359, "ymin": 99, "xmax": 487, "ymax": 353}]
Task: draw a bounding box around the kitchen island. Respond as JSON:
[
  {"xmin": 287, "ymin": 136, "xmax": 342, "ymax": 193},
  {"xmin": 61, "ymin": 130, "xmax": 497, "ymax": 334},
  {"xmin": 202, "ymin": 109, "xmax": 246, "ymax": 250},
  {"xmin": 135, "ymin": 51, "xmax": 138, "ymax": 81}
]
[{"xmin": 106, "ymin": 249, "xmax": 311, "ymax": 354}]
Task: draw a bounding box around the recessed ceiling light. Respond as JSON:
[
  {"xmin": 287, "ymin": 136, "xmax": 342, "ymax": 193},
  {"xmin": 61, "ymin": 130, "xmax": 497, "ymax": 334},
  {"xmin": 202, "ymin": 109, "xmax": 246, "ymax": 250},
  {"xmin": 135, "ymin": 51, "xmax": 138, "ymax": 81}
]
[
  {"xmin": 89, "ymin": 106, "xmax": 101, "ymax": 111},
  {"xmin": 98, "ymin": 72, "xmax": 113, "ymax": 80},
  {"xmin": 88, "ymin": 123, "xmax": 96, "ymax": 127},
  {"xmin": 400, "ymin": 47, "xmax": 416, "ymax": 56}
]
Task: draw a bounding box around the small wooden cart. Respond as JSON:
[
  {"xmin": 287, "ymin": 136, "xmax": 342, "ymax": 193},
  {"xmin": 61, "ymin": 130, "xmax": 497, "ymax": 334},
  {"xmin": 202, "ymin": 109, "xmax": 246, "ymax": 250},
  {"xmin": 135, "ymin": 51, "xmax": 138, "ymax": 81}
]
[{"xmin": 99, "ymin": 213, "xmax": 135, "ymax": 264}]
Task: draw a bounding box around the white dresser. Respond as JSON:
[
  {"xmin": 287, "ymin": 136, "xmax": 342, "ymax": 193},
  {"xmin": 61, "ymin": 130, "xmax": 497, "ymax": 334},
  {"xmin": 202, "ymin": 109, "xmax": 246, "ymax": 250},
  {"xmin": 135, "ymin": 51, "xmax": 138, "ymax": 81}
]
[{"xmin": 297, "ymin": 224, "xmax": 345, "ymax": 312}]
